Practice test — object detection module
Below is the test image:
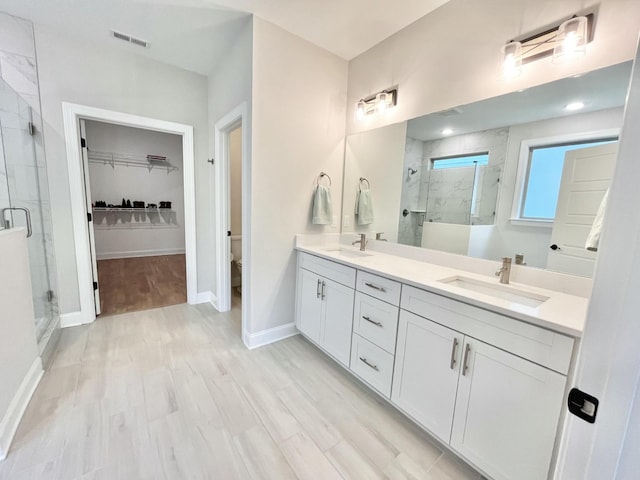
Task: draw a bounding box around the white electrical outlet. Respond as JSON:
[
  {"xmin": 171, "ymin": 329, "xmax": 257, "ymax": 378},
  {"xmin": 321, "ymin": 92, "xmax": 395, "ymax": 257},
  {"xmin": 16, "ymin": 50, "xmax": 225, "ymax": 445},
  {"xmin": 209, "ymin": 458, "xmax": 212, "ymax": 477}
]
[{"xmin": 343, "ymin": 215, "xmax": 350, "ymax": 227}]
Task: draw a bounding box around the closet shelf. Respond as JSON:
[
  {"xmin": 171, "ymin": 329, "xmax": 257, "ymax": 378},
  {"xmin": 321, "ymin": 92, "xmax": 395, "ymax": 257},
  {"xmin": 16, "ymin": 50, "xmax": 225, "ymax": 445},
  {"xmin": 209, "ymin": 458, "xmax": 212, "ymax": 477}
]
[
  {"xmin": 87, "ymin": 150, "xmax": 179, "ymax": 174},
  {"xmin": 93, "ymin": 207, "xmax": 175, "ymax": 213},
  {"xmin": 93, "ymin": 223, "xmax": 179, "ymax": 230}
]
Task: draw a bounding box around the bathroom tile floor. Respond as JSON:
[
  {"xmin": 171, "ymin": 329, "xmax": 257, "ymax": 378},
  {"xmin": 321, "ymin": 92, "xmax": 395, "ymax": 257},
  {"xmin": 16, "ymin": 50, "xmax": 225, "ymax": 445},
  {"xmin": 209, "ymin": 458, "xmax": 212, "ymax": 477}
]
[{"xmin": 0, "ymin": 301, "xmax": 482, "ymax": 480}]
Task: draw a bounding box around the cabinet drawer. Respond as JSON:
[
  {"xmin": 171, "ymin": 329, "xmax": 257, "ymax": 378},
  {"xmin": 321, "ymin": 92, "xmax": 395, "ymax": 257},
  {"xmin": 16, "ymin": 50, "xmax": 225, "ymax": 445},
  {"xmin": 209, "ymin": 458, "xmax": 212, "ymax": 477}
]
[
  {"xmin": 299, "ymin": 252, "xmax": 356, "ymax": 288},
  {"xmin": 356, "ymin": 270, "xmax": 401, "ymax": 306},
  {"xmin": 353, "ymin": 292, "xmax": 399, "ymax": 353},
  {"xmin": 401, "ymin": 285, "xmax": 574, "ymax": 374},
  {"xmin": 350, "ymin": 334, "xmax": 395, "ymax": 398}
]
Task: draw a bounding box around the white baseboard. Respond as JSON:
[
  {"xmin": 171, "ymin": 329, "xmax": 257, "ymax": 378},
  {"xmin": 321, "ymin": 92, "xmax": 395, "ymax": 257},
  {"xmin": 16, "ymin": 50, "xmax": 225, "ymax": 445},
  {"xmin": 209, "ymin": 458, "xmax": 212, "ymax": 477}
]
[
  {"xmin": 243, "ymin": 322, "xmax": 299, "ymax": 350},
  {"xmin": 0, "ymin": 358, "xmax": 43, "ymax": 460},
  {"xmin": 195, "ymin": 291, "xmax": 218, "ymax": 308},
  {"xmin": 60, "ymin": 311, "xmax": 84, "ymax": 328},
  {"xmin": 96, "ymin": 249, "xmax": 185, "ymax": 260}
]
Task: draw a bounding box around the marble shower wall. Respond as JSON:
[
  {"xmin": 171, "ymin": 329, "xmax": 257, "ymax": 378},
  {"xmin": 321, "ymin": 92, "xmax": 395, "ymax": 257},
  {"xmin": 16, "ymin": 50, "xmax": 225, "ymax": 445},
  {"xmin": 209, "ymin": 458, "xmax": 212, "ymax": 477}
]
[
  {"xmin": 0, "ymin": 12, "xmax": 58, "ymax": 340},
  {"xmin": 398, "ymin": 127, "xmax": 507, "ymax": 246}
]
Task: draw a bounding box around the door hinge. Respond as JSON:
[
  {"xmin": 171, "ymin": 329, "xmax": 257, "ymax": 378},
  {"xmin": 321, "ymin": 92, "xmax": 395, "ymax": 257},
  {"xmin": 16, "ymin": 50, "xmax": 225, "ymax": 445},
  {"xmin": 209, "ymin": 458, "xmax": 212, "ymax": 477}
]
[
  {"xmin": 81, "ymin": 138, "xmax": 87, "ymax": 148},
  {"xmin": 93, "ymin": 281, "xmax": 98, "ymax": 291},
  {"xmin": 28, "ymin": 122, "xmax": 35, "ymax": 136},
  {"xmin": 87, "ymin": 212, "xmax": 92, "ymax": 222},
  {"xmin": 47, "ymin": 290, "xmax": 54, "ymax": 302},
  {"xmin": 207, "ymin": 158, "xmax": 214, "ymax": 165}
]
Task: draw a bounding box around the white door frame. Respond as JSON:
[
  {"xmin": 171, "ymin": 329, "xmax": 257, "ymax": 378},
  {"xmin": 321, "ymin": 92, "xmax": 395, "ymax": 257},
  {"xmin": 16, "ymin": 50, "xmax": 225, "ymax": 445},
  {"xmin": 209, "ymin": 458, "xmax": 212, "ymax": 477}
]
[
  {"xmin": 62, "ymin": 102, "xmax": 198, "ymax": 325},
  {"xmin": 213, "ymin": 102, "xmax": 249, "ymax": 337}
]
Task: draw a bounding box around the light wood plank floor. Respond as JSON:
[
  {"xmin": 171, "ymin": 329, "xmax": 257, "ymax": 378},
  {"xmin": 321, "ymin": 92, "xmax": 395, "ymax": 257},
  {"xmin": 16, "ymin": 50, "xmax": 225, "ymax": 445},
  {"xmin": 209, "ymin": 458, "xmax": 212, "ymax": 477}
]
[
  {"xmin": 0, "ymin": 302, "xmax": 483, "ymax": 480},
  {"xmin": 97, "ymin": 254, "xmax": 187, "ymax": 316}
]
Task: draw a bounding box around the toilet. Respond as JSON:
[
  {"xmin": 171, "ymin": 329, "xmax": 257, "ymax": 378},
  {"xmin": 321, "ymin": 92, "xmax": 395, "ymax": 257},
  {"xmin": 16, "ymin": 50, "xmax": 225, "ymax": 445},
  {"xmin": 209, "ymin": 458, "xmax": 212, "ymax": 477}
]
[{"xmin": 231, "ymin": 252, "xmax": 242, "ymax": 295}]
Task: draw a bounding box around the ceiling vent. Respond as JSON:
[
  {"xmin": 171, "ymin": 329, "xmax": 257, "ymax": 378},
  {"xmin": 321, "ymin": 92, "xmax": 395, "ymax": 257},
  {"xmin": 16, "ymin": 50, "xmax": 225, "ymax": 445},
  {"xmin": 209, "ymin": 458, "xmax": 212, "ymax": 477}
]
[{"xmin": 110, "ymin": 30, "xmax": 150, "ymax": 48}]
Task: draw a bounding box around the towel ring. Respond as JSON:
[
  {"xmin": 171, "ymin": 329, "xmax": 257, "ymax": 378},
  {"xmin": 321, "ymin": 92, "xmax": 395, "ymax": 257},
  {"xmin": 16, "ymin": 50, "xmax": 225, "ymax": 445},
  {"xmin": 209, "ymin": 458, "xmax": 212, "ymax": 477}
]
[
  {"xmin": 317, "ymin": 172, "xmax": 332, "ymax": 186},
  {"xmin": 359, "ymin": 177, "xmax": 370, "ymax": 190}
]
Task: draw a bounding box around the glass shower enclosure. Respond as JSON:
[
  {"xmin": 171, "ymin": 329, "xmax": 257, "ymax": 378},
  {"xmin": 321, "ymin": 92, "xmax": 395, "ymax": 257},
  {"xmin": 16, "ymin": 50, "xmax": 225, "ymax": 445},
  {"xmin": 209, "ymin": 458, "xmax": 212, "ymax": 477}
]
[{"xmin": 0, "ymin": 12, "xmax": 59, "ymax": 348}]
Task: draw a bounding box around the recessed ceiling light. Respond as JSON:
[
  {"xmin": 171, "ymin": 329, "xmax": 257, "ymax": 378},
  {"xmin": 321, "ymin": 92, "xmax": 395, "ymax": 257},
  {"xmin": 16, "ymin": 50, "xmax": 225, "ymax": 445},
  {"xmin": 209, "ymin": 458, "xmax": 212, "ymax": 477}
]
[
  {"xmin": 565, "ymin": 101, "xmax": 585, "ymax": 111},
  {"xmin": 442, "ymin": 128, "xmax": 453, "ymax": 135}
]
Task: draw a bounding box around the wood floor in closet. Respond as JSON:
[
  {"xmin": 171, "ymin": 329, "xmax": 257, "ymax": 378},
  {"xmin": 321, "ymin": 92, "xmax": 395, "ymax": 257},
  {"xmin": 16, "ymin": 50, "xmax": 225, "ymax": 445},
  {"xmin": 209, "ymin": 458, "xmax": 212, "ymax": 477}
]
[
  {"xmin": 0, "ymin": 301, "xmax": 483, "ymax": 480},
  {"xmin": 97, "ymin": 254, "xmax": 187, "ymax": 316}
]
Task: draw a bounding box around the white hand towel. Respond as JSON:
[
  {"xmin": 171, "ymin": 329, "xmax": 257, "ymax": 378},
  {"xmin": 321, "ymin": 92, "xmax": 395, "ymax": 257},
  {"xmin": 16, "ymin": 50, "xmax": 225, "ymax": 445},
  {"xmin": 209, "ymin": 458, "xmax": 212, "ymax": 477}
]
[
  {"xmin": 585, "ymin": 188, "xmax": 609, "ymax": 252},
  {"xmin": 355, "ymin": 188, "xmax": 374, "ymax": 225},
  {"xmin": 312, "ymin": 185, "xmax": 333, "ymax": 225}
]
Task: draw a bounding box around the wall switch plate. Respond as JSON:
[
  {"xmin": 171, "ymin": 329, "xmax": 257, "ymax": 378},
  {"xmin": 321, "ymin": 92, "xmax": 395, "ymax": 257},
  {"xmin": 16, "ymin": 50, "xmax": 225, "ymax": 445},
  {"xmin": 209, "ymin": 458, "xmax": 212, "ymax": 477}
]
[{"xmin": 343, "ymin": 215, "xmax": 350, "ymax": 227}]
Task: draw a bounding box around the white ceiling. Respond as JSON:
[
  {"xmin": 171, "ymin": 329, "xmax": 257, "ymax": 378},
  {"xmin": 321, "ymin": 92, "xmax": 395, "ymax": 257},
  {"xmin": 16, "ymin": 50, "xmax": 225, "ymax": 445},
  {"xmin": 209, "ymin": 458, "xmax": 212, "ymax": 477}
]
[
  {"xmin": 406, "ymin": 61, "xmax": 633, "ymax": 142},
  {"xmin": 0, "ymin": 0, "xmax": 451, "ymax": 75}
]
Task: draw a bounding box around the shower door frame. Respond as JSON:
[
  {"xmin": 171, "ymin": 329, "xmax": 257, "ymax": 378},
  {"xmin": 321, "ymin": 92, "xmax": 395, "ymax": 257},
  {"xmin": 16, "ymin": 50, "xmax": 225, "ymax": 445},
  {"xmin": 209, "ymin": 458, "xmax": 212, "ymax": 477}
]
[{"xmin": 62, "ymin": 102, "xmax": 198, "ymax": 325}]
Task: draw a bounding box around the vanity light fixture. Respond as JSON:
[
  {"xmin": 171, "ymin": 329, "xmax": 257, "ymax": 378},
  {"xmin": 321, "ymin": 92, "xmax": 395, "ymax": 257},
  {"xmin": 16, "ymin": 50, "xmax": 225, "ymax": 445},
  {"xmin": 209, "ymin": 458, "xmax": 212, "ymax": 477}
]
[
  {"xmin": 355, "ymin": 88, "xmax": 397, "ymax": 120},
  {"xmin": 565, "ymin": 101, "xmax": 585, "ymax": 111},
  {"xmin": 500, "ymin": 13, "xmax": 594, "ymax": 78}
]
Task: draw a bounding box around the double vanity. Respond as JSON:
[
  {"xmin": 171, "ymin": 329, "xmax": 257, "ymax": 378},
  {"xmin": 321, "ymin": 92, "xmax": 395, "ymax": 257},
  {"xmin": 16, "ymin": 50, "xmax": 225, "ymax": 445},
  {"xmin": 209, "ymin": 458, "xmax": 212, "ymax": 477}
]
[{"xmin": 294, "ymin": 235, "xmax": 588, "ymax": 480}]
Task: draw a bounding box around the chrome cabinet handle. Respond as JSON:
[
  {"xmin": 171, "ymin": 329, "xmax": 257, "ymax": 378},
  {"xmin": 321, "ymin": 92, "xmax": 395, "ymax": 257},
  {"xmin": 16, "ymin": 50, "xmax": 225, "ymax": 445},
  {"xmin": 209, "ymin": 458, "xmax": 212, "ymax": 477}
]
[
  {"xmin": 462, "ymin": 343, "xmax": 471, "ymax": 376},
  {"xmin": 450, "ymin": 337, "xmax": 459, "ymax": 370},
  {"xmin": 362, "ymin": 316, "xmax": 383, "ymax": 327},
  {"xmin": 316, "ymin": 279, "xmax": 321, "ymax": 299},
  {"xmin": 364, "ymin": 282, "xmax": 386, "ymax": 292},
  {"xmin": 321, "ymin": 281, "xmax": 326, "ymax": 300},
  {"xmin": 359, "ymin": 356, "xmax": 379, "ymax": 371}
]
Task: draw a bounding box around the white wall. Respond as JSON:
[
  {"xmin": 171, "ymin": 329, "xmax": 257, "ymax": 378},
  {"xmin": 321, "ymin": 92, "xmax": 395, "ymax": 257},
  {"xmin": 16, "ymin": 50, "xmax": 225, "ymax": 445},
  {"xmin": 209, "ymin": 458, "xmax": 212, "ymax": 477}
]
[
  {"xmin": 250, "ymin": 18, "xmax": 347, "ymax": 333},
  {"xmin": 85, "ymin": 120, "xmax": 185, "ymax": 259},
  {"xmin": 344, "ymin": 122, "xmax": 406, "ymax": 241},
  {"xmin": 0, "ymin": 228, "xmax": 40, "ymax": 458},
  {"xmin": 34, "ymin": 24, "xmax": 209, "ymax": 315},
  {"xmin": 208, "ymin": 16, "xmax": 253, "ymax": 299},
  {"xmin": 346, "ymin": 0, "xmax": 640, "ymax": 136}
]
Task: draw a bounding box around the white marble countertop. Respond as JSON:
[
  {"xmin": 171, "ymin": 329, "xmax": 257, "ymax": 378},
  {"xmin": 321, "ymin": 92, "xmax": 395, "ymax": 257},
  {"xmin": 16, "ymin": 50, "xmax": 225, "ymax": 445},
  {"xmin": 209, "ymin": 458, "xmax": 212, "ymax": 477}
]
[{"xmin": 296, "ymin": 243, "xmax": 588, "ymax": 338}]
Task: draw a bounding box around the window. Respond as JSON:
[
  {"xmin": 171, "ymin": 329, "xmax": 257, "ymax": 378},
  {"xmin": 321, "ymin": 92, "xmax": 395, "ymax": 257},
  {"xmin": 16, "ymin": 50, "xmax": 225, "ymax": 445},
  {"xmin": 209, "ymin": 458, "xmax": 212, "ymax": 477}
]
[
  {"xmin": 514, "ymin": 136, "xmax": 617, "ymax": 223},
  {"xmin": 432, "ymin": 152, "xmax": 489, "ymax": 170}
]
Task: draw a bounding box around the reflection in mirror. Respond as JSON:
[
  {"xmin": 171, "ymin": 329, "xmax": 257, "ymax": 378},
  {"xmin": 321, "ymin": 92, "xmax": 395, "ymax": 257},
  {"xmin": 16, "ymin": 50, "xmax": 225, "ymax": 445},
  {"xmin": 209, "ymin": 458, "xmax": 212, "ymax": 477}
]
[{"xmin": 342, "ymin": 61, "xmax": 632, "ymax": 277}]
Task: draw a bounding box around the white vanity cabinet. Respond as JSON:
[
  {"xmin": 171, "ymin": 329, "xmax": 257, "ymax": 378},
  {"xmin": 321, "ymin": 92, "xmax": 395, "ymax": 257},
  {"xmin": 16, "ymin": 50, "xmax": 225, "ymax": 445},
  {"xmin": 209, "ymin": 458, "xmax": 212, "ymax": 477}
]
[
  {"xmin": 392, "ymin": 310, "xmax": 462, "ymax": 443},
  {"xmin": 294, "ymin": 249, "xmax": 577, "ymax": 480},
  {"xmin": 295, "ymin": 253, "xmax": 355, "ymax": 366},
  {"xmin": 398, "ymin": 285, "xmax": 574, "ymax": 480}
]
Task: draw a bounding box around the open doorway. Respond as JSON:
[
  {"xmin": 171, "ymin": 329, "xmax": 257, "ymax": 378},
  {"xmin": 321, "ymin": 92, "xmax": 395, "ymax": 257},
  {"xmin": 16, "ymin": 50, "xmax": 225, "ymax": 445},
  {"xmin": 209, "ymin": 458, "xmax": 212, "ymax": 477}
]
[
  {"xmin": 229, "ymin": 125, "xmax": 243, "ymax": 307},
  {"xmin": 82, "ymin": 119, "xmax": 187, "ymax": 315},
  {"xmin": 62, "ymin": 103, "xmax": 197, "ymax": 326}
]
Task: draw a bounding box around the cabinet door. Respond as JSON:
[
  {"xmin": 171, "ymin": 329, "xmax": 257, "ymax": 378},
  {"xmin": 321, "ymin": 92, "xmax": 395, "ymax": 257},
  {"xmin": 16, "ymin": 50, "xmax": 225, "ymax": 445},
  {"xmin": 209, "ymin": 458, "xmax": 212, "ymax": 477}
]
[
  {"xmin": 451, "ymin": 339, "xmax": 566, "ymax": 480},
  {"xmin": 321, "ymin": 278, "xmax": 355, "ymax": 366},
  {"xmin": 296, "ymin": 268, "xmax": 323, "ymax": 344},
  {"xmin": 391, "ymin": 310, "xmax": 462, "ymax": 443}
]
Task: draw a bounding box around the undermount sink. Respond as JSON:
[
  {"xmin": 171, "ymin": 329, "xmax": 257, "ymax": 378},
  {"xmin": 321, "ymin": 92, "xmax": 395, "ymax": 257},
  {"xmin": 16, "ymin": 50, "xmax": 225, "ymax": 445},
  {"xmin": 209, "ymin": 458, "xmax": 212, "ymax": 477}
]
[
  {"xmin": 438, "ymin": 275, "xmax": 550, "ymax": 308},
  {"xmin": 323, "ymin": 247, "xmax": 373, "ymax": 258}
]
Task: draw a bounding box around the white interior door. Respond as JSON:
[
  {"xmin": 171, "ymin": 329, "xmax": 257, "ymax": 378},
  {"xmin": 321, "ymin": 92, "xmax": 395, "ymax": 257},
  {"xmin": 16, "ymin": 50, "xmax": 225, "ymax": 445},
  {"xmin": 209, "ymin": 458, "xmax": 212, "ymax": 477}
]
[
  {"xmin": 79, "ymin": 119, "xmax": 101, "ymax": 315},
  {"xmin": 547, "ymin": 142, "xmax": 618, "ymax": 276}
]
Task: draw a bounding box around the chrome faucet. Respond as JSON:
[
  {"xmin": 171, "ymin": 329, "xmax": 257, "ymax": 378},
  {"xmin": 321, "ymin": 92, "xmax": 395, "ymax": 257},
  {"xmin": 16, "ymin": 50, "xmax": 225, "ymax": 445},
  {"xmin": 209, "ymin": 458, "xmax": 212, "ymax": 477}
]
[
  {"xmin": 352, "ymin": 233, "xmax": 367, "ymax": 251},
  {"xmin": 495, "ymin": 257, "xmax": 512, "ymax": 284},
  {"xmin": 375, "ymin": 232, "xmax": 387, "ymax": 241}
]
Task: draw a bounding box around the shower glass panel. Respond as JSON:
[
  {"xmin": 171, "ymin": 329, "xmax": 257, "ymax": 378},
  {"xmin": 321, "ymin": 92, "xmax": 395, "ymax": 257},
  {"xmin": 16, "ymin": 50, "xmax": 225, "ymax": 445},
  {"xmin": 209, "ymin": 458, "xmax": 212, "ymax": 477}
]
[{"xmin": 0, "ymin": 12, "xmax": 59, "ymax": 346}]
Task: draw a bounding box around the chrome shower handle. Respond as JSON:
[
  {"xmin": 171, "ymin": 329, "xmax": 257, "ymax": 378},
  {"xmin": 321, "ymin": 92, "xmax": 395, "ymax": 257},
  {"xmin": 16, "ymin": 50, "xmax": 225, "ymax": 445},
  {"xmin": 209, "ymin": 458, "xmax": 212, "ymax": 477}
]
[{"xmin": 2, "ymin": 207, "xmax": 33, "ymax": 237}]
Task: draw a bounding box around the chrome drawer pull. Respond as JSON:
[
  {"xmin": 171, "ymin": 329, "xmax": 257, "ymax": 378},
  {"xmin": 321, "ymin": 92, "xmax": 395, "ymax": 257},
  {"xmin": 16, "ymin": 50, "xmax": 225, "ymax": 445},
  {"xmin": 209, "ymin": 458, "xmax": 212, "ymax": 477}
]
[
  {"xmin": 321, "ymin": 281, "xmax": 326, "ymax": 300},
  {"xmin": 362, "ymin": 316, "xmax": 383, "ymax": 327},
  {"xmin": 462, "ymin": 343, "xmax": 471, "ymax": 376},
  {"xmin": 364, "ymin": 282, "xmax": 386, "ymax": 292},
  {"xmin": 316, "ymin": 279, "xmax": 321, "ymax": 299},
  {"xmin": 450, "ymin": 337, "xmax": 459, "ymax": 370},
  {"xmin": 359, "ymin": 356, "xmax": 379, "ymax": 371}
]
